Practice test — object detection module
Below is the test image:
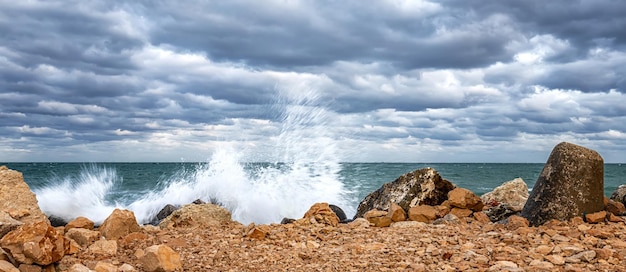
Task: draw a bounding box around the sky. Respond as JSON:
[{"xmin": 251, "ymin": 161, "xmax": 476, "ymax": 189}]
[{"xmin": 1, "ymin": 0, "xmax": 625, "ymax": 163}]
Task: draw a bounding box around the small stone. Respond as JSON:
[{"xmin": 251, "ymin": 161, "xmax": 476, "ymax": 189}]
[
  {"xmin": 138, "ymin": 245, "xmax": 182, "ymax": 272},
  {"xmin": 99, "ymin": 209, "xmax": 141, "ymax": 240},
  {"xmin": 0, "ymin": 260, "xmax": 18, "ymax": 272},
  {"xmin": 94, "ymin": 262, "xmax": 117, "ymax": 272},
  {"xmin": 529, "ymin": 260, "xmax": 554, "ymax": 269},
  {"xmin": 408, "ymin": 205, "xmax": 437, "ymax": 223},
  {"xmin": 347, "ymin": 218, "xmax": 370, "ymax": 228},
  {"xmin": 604, "ymin": 197, "xmax": 626, "ymax": 216},
  {"xmin": 88, "ymin": 240, "xmax": 117, "ymax": 256},
  {"xmin": 546, "ymin": 254, "xmax": 565, "ymax": 265},
  {"xmin": 473, "ymin": 211, "xmax": 491, "ymax": 223},
  {"xmin": 536, "ymin": 245, "xmax": 554, "ymax": 255},
  {"xmin": 449, "ymin": 208, "xmax": 473, "ymax": 218},
  {"xmin": 447, "ymin": 188, "xmax": 484, "ymax": 211},
  {"xmin": 386, "ymin": 203, "xmax": 406, "ymax": 222},
  {"xmin": 118, "ymin": 264, "xmax": 136, "ymax": 272},
  {"xmin": 65, "ymin": 217, "xmax": 95, "ymax": 232},
  {"xmin": 389, "ymin": 221, "xmax": 426, "ymax": 228},
  {"xmin": 585, "ymin": 211, "xmax": 607, "ymax": 223},
  {"xmin": 506, "ymin": 215, "xmax": 529, "ymax": 230},
  {"xmin": 67, "ymin": 264, "xmax": 91, "ymax": 272},
  {"xmin": 363, "ymin": 209, "xmax": 391, "ymax": 227},
  {"xmin": 594, "ymin": 248, "xmax": 613, "ymax": 260},
  {"xmin": 245, "ymin": 224, "xmax": 270, "ymax": 240},
  {"xmin": 488, "ymin": 260, "xmax": 519, "ymax": 271},
  {"xmin": 65, "ymin": 228, "xmax": 101, "ymax": 248}
]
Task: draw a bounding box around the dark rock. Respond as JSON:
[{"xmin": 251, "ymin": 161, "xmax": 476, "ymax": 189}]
[
  {"xmin": 354, "ymin": 167, "xmax": 456, "ymax": 219},
  {"xmin": 48, "ymin": 216, "xmax": 68, "ymax": 227},
  {"xmin": 280, "ymin": 218, "xmax": 295, "ymax": 224},
  {"xmin": 484, "ymin": 203, "xmax": 518, "ymax": 222},
  {"xmin": 192, "ymin": 199, "xmax": 205, "ymax": 205},
  {"xmin": 156, "ymin": 204, "xmax": 179, "ymax": 221},
  {"xmin": 521, "ymin": 142, "xmax": 604, "ymax": 226},
  {"xmin": 329, "ymin": 204, "xmax": 347, "ymax": 223},
  {"xmin": 610, "ymin": 185, "xmax": 626, "ymax": 206}
]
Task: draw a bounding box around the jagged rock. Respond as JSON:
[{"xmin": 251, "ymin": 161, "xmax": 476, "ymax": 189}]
[
  {"xmin": 0, "ymin": 166, "xmax": 49, "ymax": 225},
  {"xmin": 192, "ymin": 199, "xmax": 205, "ymax": 205},
  {"xmin": 328, "ymin": 204, "xmax": 348, "ymax": 223},
  {"xmin": 447, "ymin": 188, "xmax": 484, "ymax": 211},
  {"xmin": 363, "ymin": 210, "xmax": 391, "ymax": 227},
  {"xmin": 449, "ymin": 208, "xmax": 473, "ymax": 218},
  {"xmin": 585, "ymin": 211, "xmax": 607, "ymax": 223},
  {"xmin": 604, "ymin": 197, "xmax": 626, "ymax": 216},
  {"xmin": 521, "ymin": 142, "xmax": 604, "ymax": 226},
  {"xmin": 0, "ymin": 212, "xmax": 22, "ymax": 238},
  {"xmin": 301, "ymin": 203, "xmax": 339, "ymax": 227},
  {"xmin": 65, "ymin": 228, "xmax": 101, "ymax": 248},
  {"xmin": 88, "ymin": 240, "xmax": 117, "ymax": 256},
  {"xmin": 386, "ymin": 203, "xmax": 406, "ymax": 222},
  {"xmin": 138, "ymin": 245, "xmax": 182, "ymax": 272},
  {"xmin": 484, "ymin": 203, "xmax": 518, "ymax": 222},
  {"xmin": 610, "ymin": 185, "xmax": 626, "ymax": 206},
  {"xmin": 159, "ymin": 204, "xmax": 231, "ymax": 229},
  {"xmin": 481, "ymin": 178, "xmax": 529, "ymax": 212},
  {"xmin": 0, "ymin": 260, "xmax": 18, "ymax": 272},
  {"xmin": 244, "ymin": 224, "xmax": 270, "ymax": 240},
  {"xmin": 99, "ymin": 209, "xmax": 141, "ymax": 240},
  {"xmin": 0, "ymin": 221, "xmax": 66, "ymax": 265},
  {"xmin": 65, "ymin": 217, "xmax": 95, "ymax": 232},
  {"xmin": 155, "ymin": 205, "xmax": 178, "ymax": 222},
  {"xmin": 473, "ymin": 211, "xmax": 491, "ymax": 223},
  {"xmin": 408, "ymin": 205, "xmax": 437, "ymax": 223},
  {"xmin": 354, "ymin": 168, "xmax": 455, "ymax": 219},
  {"xmin": 505, "ymin": 215, "xmax": 529, "ymax": 230}
]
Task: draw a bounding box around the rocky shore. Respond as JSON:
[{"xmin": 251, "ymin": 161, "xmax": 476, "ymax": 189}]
[{"xmin": 1, "ymin": 142, "xmax": 625, "ymax": 271}]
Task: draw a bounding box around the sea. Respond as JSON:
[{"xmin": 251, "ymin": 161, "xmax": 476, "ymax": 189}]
[
  {"xmin": 2, "ymin": 88, "xmax": 624, "ymax": 225},
  {"xmin": 2, "ymin": 162, "xmax": 625, "ymax": 226}
]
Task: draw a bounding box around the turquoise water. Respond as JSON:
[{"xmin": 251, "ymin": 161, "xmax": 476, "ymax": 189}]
[{"xmin": 2, "ymin": 162, "xmax": 624, "ymax": 224}]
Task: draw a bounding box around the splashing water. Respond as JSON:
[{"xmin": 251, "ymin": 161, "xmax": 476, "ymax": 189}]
[{"xmin": 34, "ymin": 86, "xmax": 355, "ymax": 224}]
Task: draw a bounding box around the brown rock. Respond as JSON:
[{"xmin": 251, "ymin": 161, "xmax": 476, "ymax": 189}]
[
  {"xmin": 0, "ymin": 166, "xmax": 49, "ymax": 225},
  {"xmin": 0, "ymin": 221, "xmax": 65, "ymax": 265},
  {"xmin": 447, "ymin": 188, "xmax": 484, "ymax": 211},
  {"xmin": 449, "ymin": 208, "xmax": 473, "ymax": 218},
  {"xmin": 65, "ymin": 238, "xmax": 81, "ymax": 255},
  {"xmin": 88, "ymin": 240, "xmax": 117, "ymax": 256},
  {"xmin": 354, "ymin": 168, "xmax": 455, "ymax": 219},
  {"xmin": 302, "ymin": 203, "xmax": 339, "ymax": 227},
  {"xmin": 521, "ymin": 142, "xmax": 604, "ymax": 226},
  {"xmin": 121, "ymin": 232, "xmax": 149, "ymax": 246},
  {"xmin": 607, "ymin": 213, "xmax": 624, "ymax": 222},
  {"xmin": 604, "ymin": 197, "xmax": 625, "ymax": 216},
  {"xmin": 434, "ymin": 205, "xmax": 450, "ymax": 218},
  {"xmin": 0, "ymin": 212, "xmax": 23, "ymax": 238},
  {"xmin": 18, "ymin": 264, "xmax": 42, "ymax": 272},
  {"xmin": 408, "ymin": 205, "xmax": 437, "ymax": 223},
  {"xmin": 158, "ymin": 204, "xmax": 232, "ymax": 229},
  {"xmin": 473, "ymin": 212, "xmax": 491, "ymax": 223},
  {"xmin": 245, "ymin": 224, "xmax": 270, "ymax": 240},
  {"xmin": 585, "ymin": 211, "xmax": 607, "ymax": 223},
  {"xmin": 386, "ymin": 203, "xmax": 406, "ymax": 222},
  {"xmin": 609, "ymin": 185, "xmax": 626, "ymax": 206},
  {"xmin": 99, "ymin": 209, "xmax": 140, "ymax": 240},
  {"xmin": 138, "ymin": 245, "xmax": 182, "ymax": 272},
  {"xmin": 346, "ymin": 218, "xmax": 370, "ymax": 228},
  {"xmin": 481, "ymin": 178, "xmax": 529, "ymax": 211},
  {"xmin": 65, "ymin": 217, "xmax": 94, "ymax": 232},
  {"xmin": 118, "ymin": 264, "xmax": 136, "ymax": 272},
  {"xmin": 363, "ymin": 210, "xmax": 391, "ymax": 227},
  {"xmin": 94, "ymin": 261, "xmax": 117, "ymax": 272},
  {"xmin": 67, "ymin": 264, "xmax": 91, "ymax": 272},
  {"xmin": 505, "ymin": 215, "xmax": 529, "ymax": 230},
  {"xmin": 65, "ymin": 228, "xmax": 100, "ymax": 248},
  {"xmin": 0, "ymin": 260, "xmax": 18, "ymax": 272},
  {"xmin": 594, "ymin": 248, "xmax": 612, "ymax": 260}
]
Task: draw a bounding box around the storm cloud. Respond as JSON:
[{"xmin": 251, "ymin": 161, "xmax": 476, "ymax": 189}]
[{"xmin": 0, "ymin": 0, "xmax": 624, "ymax": 162}]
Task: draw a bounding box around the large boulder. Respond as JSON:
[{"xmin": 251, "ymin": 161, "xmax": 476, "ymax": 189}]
[
  {"xmin": 481, "ymin": 178, "xmax": 529, "ymax": 212},
  {"xmin": 354, "ymin": 168, "xmax": 455, "ymax": 219},
  {"xmin": 0, "ymin": 221, "xmax": 66, "ymax": 266},
  {"xmin": 521, "ymin": 142, "xmax": 604, "ymax": 226},
  {"xmin": 0, "ymin": 166, "xmax": 49, "ymax": 225},
  {"xmin": 158, "ymin": 204, "xmax": 231, "ymax": 229},
  {"xmin": 137, "ymin": 244, "xmax": 182, "ymax": 272},
  {"xmin": 301, "ymin": 203, "xmax": 340, "ymax": 227},
  {"xmin": 99, "ymin": 209, "xmax": 141, "ymax": 240}
]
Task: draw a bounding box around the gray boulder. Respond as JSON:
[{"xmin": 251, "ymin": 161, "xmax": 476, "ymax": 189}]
[
  {"xmin": 610, "ymin": 185, "xmax": 626, "ymax": 206},
  {"xmin": 354, "ymin": 167, "xmax": 455, "ymax": 219},
  {"xmin": 521, "ymin": 142, "xmax": 604, "ymax": 226},
  {"xmin": 481, "ymin": 178, "xmax": 529, "ymax": 212}
]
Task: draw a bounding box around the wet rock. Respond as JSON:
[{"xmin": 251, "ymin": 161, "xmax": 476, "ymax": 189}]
[
  {"xmin": 521, "ymin": 142, "xmax": 604, "ymax": 226},
  {"xmin": 48, "ymin": 216, "xmax": 68, "ymax": 228},
  {"xmin": 137, "ymin": 245, "xmax": 182, "ymax": 272},
  {"xmin": 0, "ymin": 221, "xmax": 66, "ymax": 266},
  {"xmin": 302, "ymin": 203, "xmax": 339, "ymax": 227},
  {"xmin": 484, "ymin": 203, "xmax": 518, "ymax": 222},
  {"xmin": 609, "ymin": 185, "xmax": 626, "ymax": 206},
  {"xmin": 363, "ymin": 210, "xmax": 391, "ymax": 227},
  {"xmin": 280, "ymin": 218, "xmax": 295, "ymax": 224},
  {"xmin": 156, "ymin": 205, "xmax": 178, "ymax": 223},
  {"xmin": 0, "ymin": 166, "xmax": 49, "ymax": 225},
  {"xmin": 158, "ymin": 204, "xmax": 231, "ymax": 229},
  {"xmin": 354, "ymin": 168, "xmax": 455, "ymax": 219},
  {"xmin": 408, "ymin": 205, "xmax": 437, "ymax": 223},
  {"xmin": 65, "ymin": 217, "xmax": 95, "ymax": 232},
  {"xmin": 481, "ymin": 178, "xmax": 529, "ymax": 212},
  {"xmin": 447, "ymin": 188, "xmax": 483, "ymax": 211},
  {"xmin": 0, "ymin": 212, "xmax": 22, "ymax": 238},
  {"xmin": 329, "ymin": 204, "xmax": 348, "ymax": 223},
  {"xmin": 99, "ymin": 209, "xmax": 141, "ymax": 240}
]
